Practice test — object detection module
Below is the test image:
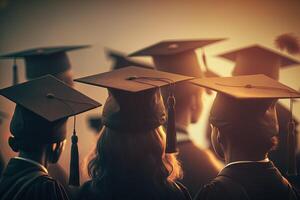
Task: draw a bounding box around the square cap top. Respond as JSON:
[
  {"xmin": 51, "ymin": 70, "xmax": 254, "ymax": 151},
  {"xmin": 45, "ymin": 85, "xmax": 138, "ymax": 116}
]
[
  {"xmin": 106, "ymin": 48, "xmax": 154, "ymax": 70},
  {"xmin": 129, "ymin": 39, "xmax": 226, "ymax": 57},
  {"xmin": 74, "ymin": 66, "xmax": 193, "ymax": 92},
  {"xmin": 0, "ymin": 45, "xmax": 90, "ymax": 58},
  {"xmin": 190, "ymin": 74, "xmax": 300, "ymax": 99},
  {"xmin": 0, "ymin": 75, "xmax": 101, "ymax": 122},
  {"xmin": 217, "ymin": 44, "xmax": 300, "ymax": 68}
]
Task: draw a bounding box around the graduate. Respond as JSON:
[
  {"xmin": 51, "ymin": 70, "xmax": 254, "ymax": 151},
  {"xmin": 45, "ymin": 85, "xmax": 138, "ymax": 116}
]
[
  {"xmin": 190, "ymin": 74, "xmax": 300, "ymax": 200},
  {"xmin": 75, "ymin": 66, "xmax": 192, "ymax": 200},
  {"xmin": 217, "ymin": 44, "xmax": 300, "ymax": 187},
  {"xmin": 129, "ymin": 39, "xmax": 225, "ymax": 197},
  {"xmin": 0, "ymin": 75, "xmax": 101, "ymax": 200},
  {"xmin": 0, "ymin": 45, "xmax": 90, "ymax": 187}
]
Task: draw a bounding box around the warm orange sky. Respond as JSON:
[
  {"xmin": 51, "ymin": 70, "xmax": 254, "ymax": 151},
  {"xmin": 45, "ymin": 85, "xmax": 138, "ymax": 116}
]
[{"xmin": 0, "ymin": 0, "xmax": 300, "ymax": 182}]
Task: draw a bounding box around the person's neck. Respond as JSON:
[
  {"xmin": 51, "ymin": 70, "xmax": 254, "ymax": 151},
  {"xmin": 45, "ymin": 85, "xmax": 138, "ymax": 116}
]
[
  {"xmin": 19, "ymin": 151, "xmax": 48, "ymax": 168},
  {"xmin": 224, "ymin": 146, "xmax": 268, "ymax": 164}
]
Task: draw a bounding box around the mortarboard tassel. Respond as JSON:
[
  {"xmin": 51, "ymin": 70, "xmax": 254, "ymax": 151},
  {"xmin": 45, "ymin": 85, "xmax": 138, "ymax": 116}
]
[
  {"xmin": 13, "ymin": 58, "xmax": 18, "ymax": 85},
  {"xmin": 69, "ymin": 116, "xmax": 80, "ymax": 186},
  {"xmin": 287, "ymin": 99, "xmax": 297, "ymax": 176},
  {"xmin": 46, "ymin": 93, "xmax": 98, "ymax": 187},
  {"xmin": 166, "ymin": 92, "xmax": 177, "ymax": 153},
  {"xmin": 275, "ymin": 33, "xmax": 300, "ymax": 55}
]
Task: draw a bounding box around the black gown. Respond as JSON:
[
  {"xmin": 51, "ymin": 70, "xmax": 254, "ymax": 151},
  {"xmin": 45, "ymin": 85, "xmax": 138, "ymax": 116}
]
[
  {"xmin": 0, "ymin": 158, "xmax": 69, "ymax": 200},
  {"xmin": 177, "ymin": 130, "xmax": 220, "ymax": 197},
  {"xmin": 77, "ymin": 175, "xmax": 191, "ymax": 200},
  {"xmin": 194, "ymin": 161, "xmax": 299, "ymax": 200}
]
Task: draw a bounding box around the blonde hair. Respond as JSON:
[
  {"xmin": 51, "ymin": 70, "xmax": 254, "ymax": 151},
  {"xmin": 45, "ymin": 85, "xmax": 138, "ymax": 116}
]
[{"xmin": 88, "ymin": 125, "xmax": 182, "ymax": 185}]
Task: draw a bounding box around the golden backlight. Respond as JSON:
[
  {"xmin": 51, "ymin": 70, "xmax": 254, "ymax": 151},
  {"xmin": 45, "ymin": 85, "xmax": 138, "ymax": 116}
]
[{"xmin": 0, "ymin": 0, "xmax": 299, "ymax": 183}]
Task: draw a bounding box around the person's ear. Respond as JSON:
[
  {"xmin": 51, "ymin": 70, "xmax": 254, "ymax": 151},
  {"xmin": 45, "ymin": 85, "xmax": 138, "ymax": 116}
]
[
  {"xmin": 47, "ymin": 140, "xmax": 66, "ymax": 164},
  {"xmin": 211, "ymin": 126, "xmax": 225, "ymax": 161}
]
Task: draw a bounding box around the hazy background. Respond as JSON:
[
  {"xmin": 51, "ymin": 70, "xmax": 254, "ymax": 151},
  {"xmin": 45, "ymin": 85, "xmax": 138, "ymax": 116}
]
[{"xmin": 1, "ymin": 0, "xmax": 300, "ymax": 182}]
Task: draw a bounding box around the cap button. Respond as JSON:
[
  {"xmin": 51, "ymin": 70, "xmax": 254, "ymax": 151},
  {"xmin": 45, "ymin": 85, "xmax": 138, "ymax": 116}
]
[
  {"xmin": 168, "ymin": 44, "xmax": 179, "ymax": 49},
  {"xmin": 126, "ymin": 76, "xmax": 138, "ymax": 80},
  {"xmin": 245, "ymin": 84, "xmax": 253, "ymax": 88}
]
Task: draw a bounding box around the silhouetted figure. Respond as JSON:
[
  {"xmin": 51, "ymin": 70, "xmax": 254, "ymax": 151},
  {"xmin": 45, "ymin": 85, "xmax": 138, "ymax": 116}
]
[
  {"xmin": 129, "ymin": 39, "xmax": 225, "ymax": 197},
  {"xmin": 0, "ymin": 75, "xmax": 100, "ymax": 200},
  {"xmin": 0, "ymin": 45, "xmax": 90, "ymax": 188},
  {"xmin": 75, "ymin": 66, "xmax": 192, "ymax": 200},
  {"xmin": 192, "ymin": 75, "xmax": 299, "ymax": 200},
  {"xmin": 217, "ymin": 44, "xmax": 300, "ymax": 188}
]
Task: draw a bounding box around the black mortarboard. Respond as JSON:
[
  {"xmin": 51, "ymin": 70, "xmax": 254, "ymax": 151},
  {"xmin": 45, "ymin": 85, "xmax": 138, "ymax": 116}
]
[
  {"xmin": 217, "ymin": 44, "xmax": 300, "ymax": 80},
  {"xmin": 106, "ymin": 48, "xmax": 154, "ymax": 70},
  {"xmin": 0, "ymin": 75, "xmax": 101, "ymax": 186},
  {"xmin": 0, "ymin": 45, "xmax": 90, "ymax": 85},
  {"xmin": 85, "ymin": 49, "xmax": 154, "ymax": 134},
  {"xmin": 129, "ymin": 39, "xmax": 226, "ymax": 78},
  {"xmin": 190, "ymin": 74, "xmax": 300, "ymax": 176},
  {"xmin": 75, "ymin": 66, "xmax": 193, "ymax": 153}
]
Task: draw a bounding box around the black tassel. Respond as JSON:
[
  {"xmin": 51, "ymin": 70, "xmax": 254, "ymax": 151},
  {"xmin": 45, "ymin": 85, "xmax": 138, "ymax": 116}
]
[
  {"xmin": 69, "ymin": 129, "xmax": 80, "ymax": 186},
  {"xmin": 13, "ymin": 59, "xmax": 18, "ymax": 85},
  {"xmin": 166, "ymin": 95, "xmax": 177, "ymax": 153}
]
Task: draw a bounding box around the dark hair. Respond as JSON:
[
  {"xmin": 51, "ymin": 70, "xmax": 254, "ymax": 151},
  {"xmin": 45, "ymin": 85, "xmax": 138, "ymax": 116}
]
[
  {"xmin": 87, "ymin": 126, "xmax": 182, "ymax": 186},
  {"xmin": 219, "ymin": 124, "xmax": 278, "ymax": 156},
  {"xmin": 8, "ymin": 136, "xmax": 45, "ymax": 152}
]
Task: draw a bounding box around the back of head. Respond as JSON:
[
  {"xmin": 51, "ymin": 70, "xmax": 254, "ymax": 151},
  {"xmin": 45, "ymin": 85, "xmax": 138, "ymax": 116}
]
[
  {"xmin": 9, "ymin": 105, "xmax": 67, "ymax": 152},
  {"xmin": 210, "ymin": 93, "xmax": 279, "ymax": 155},
  {"xmin": 103, "ymin": 88, "xmax": 166, "ymax": 132}
]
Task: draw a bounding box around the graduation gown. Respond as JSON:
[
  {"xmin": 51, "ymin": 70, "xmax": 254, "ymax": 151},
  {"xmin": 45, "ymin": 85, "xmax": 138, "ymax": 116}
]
[
  {"xmin": 194, "ymin": 161, "xmax": 299, "ymax": 200},
  {"xmin": 176, "ymin": 129, "xmax": 220, "ymax": 197},
  {"xmin": 0, "ymin": 158, "xmax": 69, "ymax": 200},
  {"xmin": 77, "ymin": 175, "xmax": 191, "ymax": 200}
]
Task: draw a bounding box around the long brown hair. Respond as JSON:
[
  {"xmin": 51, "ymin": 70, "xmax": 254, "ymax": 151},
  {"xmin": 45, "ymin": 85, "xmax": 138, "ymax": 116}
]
[{"xmin": 88, "ymin": 126, "xmax": 182, "ymax": 186}]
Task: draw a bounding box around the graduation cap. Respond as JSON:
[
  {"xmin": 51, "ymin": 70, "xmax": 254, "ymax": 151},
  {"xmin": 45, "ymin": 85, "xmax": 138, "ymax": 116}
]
[
  {"xmin": 0, "ymin": 45, "xmax": 90, "ymax": 85},
  {"xmin": 129, "ymin": 39, "xmax": 226, "ymax": 77},
  {"xmin": 75, "ymin": 66, "xmax": 193, "ymax": 153},
  {"xmin": 85, "ymin": 49, "xmax": 154, "ymax": 134},
  {"xmin": 217, "ymin": 44, "xmax": 300, "ymax": 80},
  {"xmin": 106, "ymin": 48, "xmax": 154, "ymax": 70},
  {"xmin": 0, "ymin": 75, "xmax": 101, "ymax": 186},
  {"xmin": 190, "ymin": 74, "xmax": 300, "ymax": 176}
]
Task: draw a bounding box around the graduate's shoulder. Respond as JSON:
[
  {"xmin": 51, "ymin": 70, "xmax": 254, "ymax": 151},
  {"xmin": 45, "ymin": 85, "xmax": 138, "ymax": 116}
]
[
  {"xmin": 31, "ymin": 175, "xmax": 69, "ymax": 199},
  {"xmin": 194, "ymin": 179, "xmax": 230, "ymax": 200}
]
